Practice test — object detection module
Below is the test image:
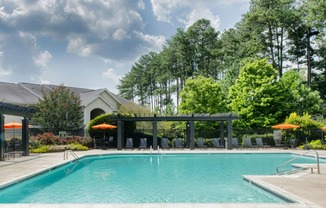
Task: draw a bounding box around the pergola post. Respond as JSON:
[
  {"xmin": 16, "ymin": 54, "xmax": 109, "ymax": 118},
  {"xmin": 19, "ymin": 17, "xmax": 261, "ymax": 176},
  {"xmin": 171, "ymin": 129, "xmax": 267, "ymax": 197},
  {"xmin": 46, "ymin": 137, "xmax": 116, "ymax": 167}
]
[
  {"xmin": 21, "ymin": 117, "xmax": 30, "ymax": 156},
  {"xmin": 153, "ymin": 119, "xmax": 158, "ymax": 150},
  {"xmin": 117, "ymin": 120, "xmax": 123, "ymax": 150},
  {"xmin": 186, "ymin": 121, "xmax": 190, "ymax": 148},
  {"xmin": 227, "ymin": 119, "xmax": 232, "ymax": 150},
  {"xmin": 189, "ymin": 120, "xmax": 195, "ymax": 150},
  {"xmin": 220, "ymin": 121, "xmax": 225, "ymax": 147},
  {"xmin": 0, "ymin": 114, "xmax": 4, "ymax": 161}
]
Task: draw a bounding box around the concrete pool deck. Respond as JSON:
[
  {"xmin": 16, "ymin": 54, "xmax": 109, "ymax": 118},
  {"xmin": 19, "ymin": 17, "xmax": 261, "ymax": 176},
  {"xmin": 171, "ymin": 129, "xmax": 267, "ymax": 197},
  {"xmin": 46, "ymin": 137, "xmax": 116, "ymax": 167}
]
[{"xmin": 0, "ymin": 149, "xmax": 325, "ymax": 208}]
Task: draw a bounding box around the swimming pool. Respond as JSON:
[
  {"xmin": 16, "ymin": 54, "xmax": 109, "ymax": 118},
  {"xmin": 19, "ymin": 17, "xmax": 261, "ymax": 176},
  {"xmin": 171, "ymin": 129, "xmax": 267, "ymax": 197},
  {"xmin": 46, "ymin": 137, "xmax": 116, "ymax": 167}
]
[{"xmin": 0, "ymin": 153, "xmax": 321, "ymax": 203}]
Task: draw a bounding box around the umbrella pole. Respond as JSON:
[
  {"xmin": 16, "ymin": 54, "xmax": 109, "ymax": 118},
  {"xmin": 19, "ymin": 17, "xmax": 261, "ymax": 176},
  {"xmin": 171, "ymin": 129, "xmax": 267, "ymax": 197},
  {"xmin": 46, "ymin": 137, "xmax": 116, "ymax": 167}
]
[{"xmin": 103, "ymin": 129, "xmax": 105, "ymax": 148}]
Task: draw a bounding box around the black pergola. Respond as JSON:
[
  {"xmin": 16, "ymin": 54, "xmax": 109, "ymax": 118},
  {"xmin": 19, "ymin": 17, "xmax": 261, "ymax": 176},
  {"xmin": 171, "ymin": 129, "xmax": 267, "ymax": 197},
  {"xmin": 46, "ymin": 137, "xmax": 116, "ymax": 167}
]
[
  {"xmin": 109, "ymin": 113, "xmax": 240, "ymax": 150},
  {"xmin": 0, "ymin": 102, "xmax": 35, "ymax": 161}
]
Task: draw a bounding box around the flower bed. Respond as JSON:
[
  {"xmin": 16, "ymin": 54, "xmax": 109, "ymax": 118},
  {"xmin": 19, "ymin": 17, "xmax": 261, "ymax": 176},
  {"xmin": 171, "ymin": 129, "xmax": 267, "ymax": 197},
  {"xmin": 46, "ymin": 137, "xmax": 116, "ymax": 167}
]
[{"xmin": 30, "ymin": 132, "xmax": 92, "ymax": 153}]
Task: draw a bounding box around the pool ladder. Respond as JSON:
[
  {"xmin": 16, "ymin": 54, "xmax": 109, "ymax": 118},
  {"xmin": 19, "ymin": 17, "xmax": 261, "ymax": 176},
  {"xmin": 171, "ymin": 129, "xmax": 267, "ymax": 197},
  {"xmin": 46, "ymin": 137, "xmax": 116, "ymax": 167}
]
[
  {"xmin": 276, "ymin": 150, "xmax": 320, "ymax": 175},
  {"xmin": 63, "ymin": 150, "xmax": 79, "ymax": 161}
]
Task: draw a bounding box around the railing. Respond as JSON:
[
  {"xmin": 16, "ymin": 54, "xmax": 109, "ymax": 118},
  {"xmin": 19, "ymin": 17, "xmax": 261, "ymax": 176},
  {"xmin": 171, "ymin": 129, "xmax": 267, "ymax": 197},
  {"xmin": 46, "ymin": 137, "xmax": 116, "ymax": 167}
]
[
  {"xmin": 63, "ymin": 150, "xmax": 79, "ymax": 161},
  {"xmin": 276, "ymin": 150, "xmax": 320, "ymax": 175}
]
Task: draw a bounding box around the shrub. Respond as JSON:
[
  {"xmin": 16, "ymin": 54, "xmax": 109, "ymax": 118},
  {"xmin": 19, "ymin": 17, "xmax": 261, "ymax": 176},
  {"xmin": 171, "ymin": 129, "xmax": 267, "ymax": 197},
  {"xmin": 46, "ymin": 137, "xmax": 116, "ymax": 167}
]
[
  {"xmin": 30, "ymin": 144, "xmax": 88, "ymax": 153},
  {"xmin": 30, "ymin": 145, "xmax": 50, "ymax": 153},
  {"xmin": 30, "ymin": 132, "xmax": 91, "ymax": 153},
  {"xmin": 299, "ymin": 139, "xmax": 326, "ymax": 150}
]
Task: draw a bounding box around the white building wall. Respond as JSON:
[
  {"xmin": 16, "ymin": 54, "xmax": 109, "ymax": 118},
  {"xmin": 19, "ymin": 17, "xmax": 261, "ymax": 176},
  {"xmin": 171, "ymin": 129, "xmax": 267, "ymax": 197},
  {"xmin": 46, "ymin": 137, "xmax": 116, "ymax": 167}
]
[{"xmin": 83, "ymin": 97, "xmax": 116, "ymax": 127}]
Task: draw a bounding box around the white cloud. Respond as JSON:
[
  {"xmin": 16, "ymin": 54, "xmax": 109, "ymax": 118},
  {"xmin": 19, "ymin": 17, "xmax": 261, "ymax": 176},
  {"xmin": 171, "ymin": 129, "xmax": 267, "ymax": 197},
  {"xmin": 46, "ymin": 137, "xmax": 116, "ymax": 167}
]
[
  {"xmin": 0, "ymin": 67, "xmax": 11, "ymax": 77},
  {"xmin": 34, "ymin": 50, "xmax": 52, "ymax": 69},
  {"xmin": 102, "ymin": 68, "xmax": 122, "ymax": 84},
  {"xmin": 113, "ymin": 29, "xmax": 129, "ymax": 40},
  {"xmin": 41, "ymin": 79, "xmax": 52, "ymax": 84},
  {"xmin": 183, "ymin": 8, "xmax": 221, "ymax": 30},
  {"xmin": 134, "ymin": 31, "xmax": 166, "ymax": 52},
  {"xmin": 67, "ymin": 37, "xmax": 93, "ymax": 57},
  {"xmin": 150, "ymin": 0, "xmax": 178, "ymax": 23},
  {"xmin": 151, "ymin": 0, "xmax": 248, "ymax": 30}
]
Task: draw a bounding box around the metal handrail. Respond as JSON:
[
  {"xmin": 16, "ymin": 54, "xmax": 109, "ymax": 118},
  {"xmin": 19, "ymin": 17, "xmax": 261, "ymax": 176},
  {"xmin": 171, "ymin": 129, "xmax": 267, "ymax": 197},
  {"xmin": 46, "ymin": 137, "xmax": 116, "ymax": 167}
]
[
  {"xmin": 63, "ymin": 150, "xmax": 79, "ymax": 161},
  {"xmin": 276, "ymin": 150, "xmax": 320, "ymax": 174}
]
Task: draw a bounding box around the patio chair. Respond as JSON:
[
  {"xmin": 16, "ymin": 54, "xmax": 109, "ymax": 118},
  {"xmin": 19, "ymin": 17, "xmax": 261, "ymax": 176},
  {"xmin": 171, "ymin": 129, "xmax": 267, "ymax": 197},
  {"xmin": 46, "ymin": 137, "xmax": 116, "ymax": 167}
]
[
  {"xmin": 196, "ymin": 137, "xmax": 207, "ymax": 148},
  {"xmin": 232, "ymin": 138, "xmax": 240, "ymax": 148},
  {"xmin": 255, "ymin": 138, "xmax": 271, "ymax": 148},
  {"xmin": 161, "ymin": 138, "xmax": 169, "ymax": 148},
  {"xmin": 125, "ymin": 138, "xmax": 133, "ymax": 148},
  {"xmin": 290, "ymin": 138, "xmax": 299, "ymax": 148},
  {"xmin": 273, "ymin": 138, "xmax": 286, "ymax": 148},
  {"xmin": 175, "ymin": 138, "xmax": 183, "ymax": 148},
  {"xmin": 213, "ymin": 138, "xmax": 223, "ymax": 148},
  {"xmin": 244, "ymin": 138, "xmax": 257, "ymax": 148},
  {"xmin": 139, "ymin": 138, "xmax": 147, "ymax": 148}
]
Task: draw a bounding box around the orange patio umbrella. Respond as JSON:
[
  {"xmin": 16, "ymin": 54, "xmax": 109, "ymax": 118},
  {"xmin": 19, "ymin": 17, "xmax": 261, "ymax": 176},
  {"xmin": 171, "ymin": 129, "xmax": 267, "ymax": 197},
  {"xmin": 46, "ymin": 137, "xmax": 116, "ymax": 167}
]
[
  {"xmin": 321, "ymin": 126, "xmax": 326, "ymax": 131},
  {"xmin": 272, "ymin": 123, "xmax": 300, "ymax": 129},
  {"xmin": 4, "ymin": 121, "xmax": 23, "ymax": 138},
  {"xmin": 92, "ymin": 123, "xmax": 117, "ymax": 129},
  {"xmin": 4, "ymin": 121, "xmax": 23, "ymax": 129},
  {"xmin": 92, "ymin": 123, "xmax": 117, "ymax": 139}
]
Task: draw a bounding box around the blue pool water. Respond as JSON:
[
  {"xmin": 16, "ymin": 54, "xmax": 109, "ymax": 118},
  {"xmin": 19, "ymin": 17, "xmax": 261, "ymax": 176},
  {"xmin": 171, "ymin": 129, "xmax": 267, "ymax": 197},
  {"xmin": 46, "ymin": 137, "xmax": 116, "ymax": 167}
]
[{"xmin": 0, "ymin": 153, "xmax": 322, "ymax": 203}]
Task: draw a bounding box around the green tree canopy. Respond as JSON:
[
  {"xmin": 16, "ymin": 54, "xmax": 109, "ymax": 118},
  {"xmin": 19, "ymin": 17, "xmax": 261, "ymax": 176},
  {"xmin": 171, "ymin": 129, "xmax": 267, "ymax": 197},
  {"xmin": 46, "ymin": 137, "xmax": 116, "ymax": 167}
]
[
  {"xmin": 228, "ymin": 59, "xmax": 283, "ymax": 128},
  {"xmin": 33, "ymin": 85, "xmax": 84, "ymax": 134},
  {"xmin": 285, "ymin": 112, "xmax": 323, "ymax": 128},
  {"xmin": 180, "ymin": 76, "xmax": 227, "ymax": 114},
  {"xmin": 279, "ymin": 69, "xmax": 322, "ymax": 115}
]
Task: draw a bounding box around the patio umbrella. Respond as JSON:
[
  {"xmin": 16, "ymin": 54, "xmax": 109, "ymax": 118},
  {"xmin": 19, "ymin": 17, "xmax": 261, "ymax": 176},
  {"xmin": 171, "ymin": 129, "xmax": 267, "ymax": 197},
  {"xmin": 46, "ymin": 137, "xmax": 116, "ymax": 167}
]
[
  {"xmin": 321, "ymin": 126, "xmax": 326, "ymax": 131},
  {"xmin": 272, "ymin": 123, "xmax": 300, "ymax": 129},
  {"xmin": 4, "ymin": 121, "xmax": 22, "ymax": 138},
  {"xmin": 272, "ymin": 123, "xmax": 300, "ymax": 143},
  {"xmin": 92, "ymin": 123, "xmax": 117, "ymax": 130},
  {"xmin": 92, "ymin": 123, "xmax": 117, "ymax": 139}
]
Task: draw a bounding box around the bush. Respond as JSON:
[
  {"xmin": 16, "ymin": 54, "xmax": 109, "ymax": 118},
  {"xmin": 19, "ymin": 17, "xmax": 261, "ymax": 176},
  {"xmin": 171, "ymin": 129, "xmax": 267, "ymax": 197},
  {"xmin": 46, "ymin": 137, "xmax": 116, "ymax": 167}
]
[
  {"xmin": 30, "ymin": 132, "xmax": 91, "ymax": 153},
  {"xmin": 299, "ymin": 139, "xmax": 326, "ymax": 150},
  {"xmin": 30, "ymin": 143, "xmax": 88, "ymax": 153}
]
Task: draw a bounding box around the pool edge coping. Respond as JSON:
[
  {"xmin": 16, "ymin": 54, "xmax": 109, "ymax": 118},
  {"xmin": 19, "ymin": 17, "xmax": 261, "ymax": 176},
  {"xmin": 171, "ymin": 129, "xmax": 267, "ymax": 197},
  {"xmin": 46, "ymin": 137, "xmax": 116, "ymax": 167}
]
[{"xmin": 0, "ymin": 150, "xmax": 324, "ymax": 207}]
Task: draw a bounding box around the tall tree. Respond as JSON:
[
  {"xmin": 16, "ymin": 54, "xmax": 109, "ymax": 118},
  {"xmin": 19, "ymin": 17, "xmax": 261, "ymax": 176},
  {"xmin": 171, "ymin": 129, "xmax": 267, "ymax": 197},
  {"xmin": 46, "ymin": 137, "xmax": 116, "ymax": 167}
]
[
  {"xmin": 34, "ymin": 85, "xmax": 84, "ymax": 134},
  {"xmin": 186, "ymin": 19, "xmax": 220, "ymax": 77},
  {"xmin": 240, "ymin": 0, "xmax": 296, "ymax": 77},
  {"xmin": 228, "ymin": 59, "xmax": 283, "ymax": 128}
]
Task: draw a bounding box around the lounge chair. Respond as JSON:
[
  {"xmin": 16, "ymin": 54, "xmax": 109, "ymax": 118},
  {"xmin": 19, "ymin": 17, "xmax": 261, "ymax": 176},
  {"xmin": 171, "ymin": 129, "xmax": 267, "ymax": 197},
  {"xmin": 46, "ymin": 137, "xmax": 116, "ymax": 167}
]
[
  {"xmin": 161, "ymin": 138, "xmax": 169, "ymax": 148},
  {"xmin": 255, "ymin": 138, "xmax": 271, "ymax": 148},
  {"xmin": 244, "ymin": 138, "xmax": 257, "ymax": 148},
  {"xmin": 290, "ymin": 138, "xmax": 298, "ymax": 148},
  {"xmin": 274, "ymin": 138, "xmax": 286, "ymax": 148},
  {"xmin": 139, "ymin": 138, "xmax": 147, "ymax": 148},
  {"xmin": 125, "ymin": 138, "xmax": 133, "ymax": 148},
  {"xmin": 175, "ymin": 138, "xmax": 183, "ymax": 148},
  {"xmin": 196, "ymin": 137, "xmax": 207, "ymax": 148},
  {"xmin": 232, "ymin": 138, "xmax": 240, "ymax": 148},
  {"xmin": 213, "ymin": 138, "xmax": 223, "ymax": 148}
]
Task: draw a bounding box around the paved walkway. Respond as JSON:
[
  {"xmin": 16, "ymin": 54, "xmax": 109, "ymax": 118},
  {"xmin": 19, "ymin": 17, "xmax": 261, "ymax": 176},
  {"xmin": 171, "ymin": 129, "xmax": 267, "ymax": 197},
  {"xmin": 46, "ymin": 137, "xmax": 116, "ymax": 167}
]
[{"xmin": 0, "ymin": 149, "xmax": 325, "ymax": 208}]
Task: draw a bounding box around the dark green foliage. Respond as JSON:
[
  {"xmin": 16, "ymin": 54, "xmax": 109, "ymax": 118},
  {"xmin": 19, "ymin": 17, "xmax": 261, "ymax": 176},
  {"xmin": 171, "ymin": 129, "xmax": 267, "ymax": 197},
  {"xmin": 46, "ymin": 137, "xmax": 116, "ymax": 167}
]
[{"xmin": 33, "ymin": 85, "xmax": 84, "ymax": 134}]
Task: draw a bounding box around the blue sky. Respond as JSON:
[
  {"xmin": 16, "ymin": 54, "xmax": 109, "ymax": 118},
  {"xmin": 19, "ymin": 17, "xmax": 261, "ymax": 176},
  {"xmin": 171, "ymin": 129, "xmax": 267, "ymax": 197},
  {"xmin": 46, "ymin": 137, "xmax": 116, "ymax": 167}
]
[{"xmin": 0, "ymin": 0, "xmax": 250, "ymax": 94}]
